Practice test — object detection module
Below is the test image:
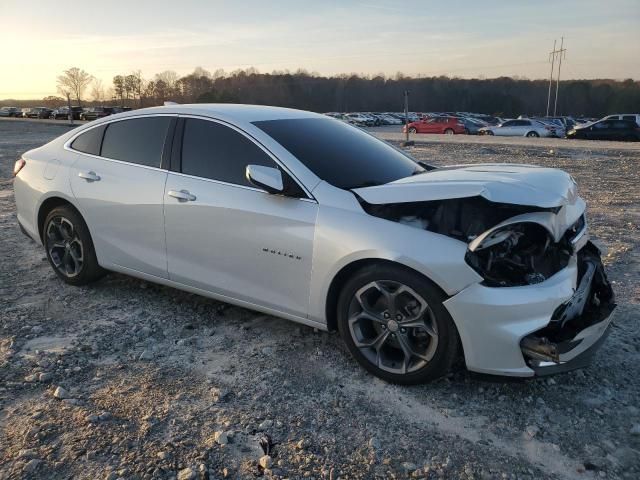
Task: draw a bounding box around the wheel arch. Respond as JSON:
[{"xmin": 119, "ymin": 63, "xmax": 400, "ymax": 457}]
[
  {"xmin": 37, "ymin": 195, "xmax": 82, "ymax": 242},
  {"xmin": 324, "ymin": 258, "xmax": 451, "ymax": 332}
]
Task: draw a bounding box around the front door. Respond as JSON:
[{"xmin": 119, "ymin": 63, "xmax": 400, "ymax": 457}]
[{"xmin": 163, "ymin": 117, "xmax": 317, "ymax": 318}]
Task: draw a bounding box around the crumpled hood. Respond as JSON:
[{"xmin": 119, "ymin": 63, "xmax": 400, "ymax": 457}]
[{"xmin": 353, "ymin": 163, "xmax": 579, "ymax": 209}]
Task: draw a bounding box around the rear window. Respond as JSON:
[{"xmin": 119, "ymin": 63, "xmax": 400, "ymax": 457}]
[
  {"xmin": 70, "ymin": 125, "xmax": 106, "ymax": 156},
  {"xmin": 253, "ymin": 117, "xmax": 421, "ymax": 189},
  {"xmin": 101, "ymin": 117, "xmax": 171, "ymax": 167}
]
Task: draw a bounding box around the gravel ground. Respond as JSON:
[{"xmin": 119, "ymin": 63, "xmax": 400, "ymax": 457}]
[{"xmin": 1, "ymin": 120, "xmax": 639, "ymax": 480}]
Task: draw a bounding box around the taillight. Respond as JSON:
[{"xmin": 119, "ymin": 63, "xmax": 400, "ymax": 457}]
[{"xmin": 13, "ymin": 158, "xmax": 26, "ymax": 176}]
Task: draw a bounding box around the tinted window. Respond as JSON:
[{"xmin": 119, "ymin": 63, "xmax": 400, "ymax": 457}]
[
  {"xmin": 254, "ymin": 117, "xmax": 422, "ymax": 189},
  {"xmin": 71, "ymin": 125, "xmax": 106, "ymax": 156},
  {"xmin": 181, "ymin": 119, "xmax": 276, "ymax": 186},
  {"xmin": 502, "ymin": 120, "xmax": 515, "ymax": 126},
  {"xmin": 101, "ymin": 117, "xmax": 171, "ymax": 167},
  {"xmin": 622, "ymin": 116, "xmax": 635, "ymax": 122},
  {"xmin": 612, "ymin": 121, "xmax": 631, "ymax": 129}
]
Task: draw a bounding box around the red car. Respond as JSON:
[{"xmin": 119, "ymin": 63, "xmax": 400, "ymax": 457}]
[{"xmin": 403, "ymin": 116, "xmax": 466, "ymax": 135}]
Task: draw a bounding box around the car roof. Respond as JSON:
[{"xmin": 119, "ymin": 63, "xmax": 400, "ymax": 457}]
[{"xmin": 109, "ymin": 104, "xmax": 322, "ymax": 123}]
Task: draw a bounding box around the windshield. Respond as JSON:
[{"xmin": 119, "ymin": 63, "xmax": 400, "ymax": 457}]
[{"xmin": 253, "ymin": 117, "xmax": 422, "ymax": 189}]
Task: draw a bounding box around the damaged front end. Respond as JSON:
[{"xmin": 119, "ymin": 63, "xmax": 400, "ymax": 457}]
[
  {"xmin": 520, "ymin": 242, "xmax": 616, "ymax": 374},
  {"xmin": 360, "ymin": 196, "xmax": 583, "ymax": 287},
  {"xmin": 358, "ymin": 190, "xmax": 615, "ymax": 376}
]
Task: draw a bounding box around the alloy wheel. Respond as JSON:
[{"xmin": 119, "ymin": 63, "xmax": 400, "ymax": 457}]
[
  {"xmin": 347, "ymin": 280, "xmax": 439, "ymax": 374},
  {"xmin": 45, "ymin": 216, "xmax": 84, "ymax": 278}
]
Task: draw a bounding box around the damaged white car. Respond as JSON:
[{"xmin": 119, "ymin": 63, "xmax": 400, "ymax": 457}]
[{"xmin": 13, "ymin": 104, "xmax": 615, "ymax": 384}]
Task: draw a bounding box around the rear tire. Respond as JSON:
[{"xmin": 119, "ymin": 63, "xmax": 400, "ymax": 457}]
[
  {"xmin": 43, "ymin": 205, "xmax": 105, "ymax": 286},
  {"xmin": 337, "ymin": 264, "xmax": 459, "ymax": 384},
  {"xmin": 408, "ymin": 127, "xmax": 417, "ymax": 134}
]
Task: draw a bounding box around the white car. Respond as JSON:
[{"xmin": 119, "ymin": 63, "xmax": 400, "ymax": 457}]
[
  {"xmin": 13, "ymin": 104, "xmax": 615, "ymax": 384},
  {"xmin": 480, "ymin": 119, "xmax": 558, "ymax": 137}
]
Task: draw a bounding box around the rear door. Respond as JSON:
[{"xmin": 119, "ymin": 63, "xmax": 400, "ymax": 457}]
[
  {"xmin": 590, "ymin": 120, "xmax": 612, "ymax": 140},
  {"xmin": 69, "ymin": 116, "xmax": 174, "ymax": 278},
  {"xmin": 163, "ymin": 117, "xmax": 317, "ymax": 318}
]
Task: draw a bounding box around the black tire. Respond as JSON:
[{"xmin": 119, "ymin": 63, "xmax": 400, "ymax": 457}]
[
  {"xmin": 526, "ymin": 131, "xmax": 539, "ymax": 138},
  {"xmin": 43, "ymin": 205, "xmax": 105, "ymax": 286},
  {"xmin": 337, "ymin": 264, "xmax": 459, "ymax": 384},
  {"xmin": 484, "ymin": 130, "xmax": 494, "ymax": 136},
  {"xmin": 408, "ymin": 127, "xmax": 417, "ymax": 134},
  {"xmin": 444, "ymin": 128, "xmax": 455, "ymax": 135}
]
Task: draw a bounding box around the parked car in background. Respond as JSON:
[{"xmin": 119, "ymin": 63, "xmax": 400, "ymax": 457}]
[
  {"xmin": 380, "ymin": 113, "xmax": 403, "ymax": 125},
  {"xmin": 566, "ymin": 119, "xmax": 640, "ymax": 141},
  {"xmin": 457, "ymin": 117, "xmax": 487, "ymax": 135},
  {"xmin": 25, "ymin": 107, "xmax": 52, "ymax": 119},
  {"xmin": 473, "ymin": 115, "xmax": 502, "ymax": 126},
  {"xmin": 111, "ymin": 106, "xmax": 132, "ymax": 114},
  {"xmin": 50, "ymin": 106, "xmax": 84, "ymax": 120},
  {"xmin": 0, "ymin": 107, "xmax": 22, "ymax": 117},
  {"xmin": 80, "ymin": 107, "xmax": 114, "ymax": 121},
  {"xmin": 479, "ymin": 119, "xmax": 557, "ymax": 137},
  {"xmin": 602, "ymin": 114, "xmax": 640, "ymax": 127},
  {"xmin": 403, "ymin": 116, "xmax": 466, "ymax": 135},
  {"xmin": 344, "ymin": 113, "xmax": 374, "ymax": 127}
]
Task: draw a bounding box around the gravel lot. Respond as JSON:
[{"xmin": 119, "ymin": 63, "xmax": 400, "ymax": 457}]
[{"xmin": 1, "ymin": 119, "xmax": 639, "ymax": 480}]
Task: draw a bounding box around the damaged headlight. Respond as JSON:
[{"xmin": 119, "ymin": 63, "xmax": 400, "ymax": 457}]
[{"xmin": 465, "ymin": 222, "xmax": 572, "ymax": 287}]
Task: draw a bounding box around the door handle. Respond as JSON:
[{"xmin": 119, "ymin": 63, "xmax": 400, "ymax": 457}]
[
  {"xmin": 167, "ymin": 189, "xmax": 196, "ymax": 202},
  {"xmin": 78, "ymin": 171, "xmax": 100, "ymax": 182}
]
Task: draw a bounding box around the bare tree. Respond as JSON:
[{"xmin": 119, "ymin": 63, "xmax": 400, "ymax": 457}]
[
  {"xmin": 56, "ymin": 67, "xmax": 93, "ymax": 106},
  {"xmin": 90, "ymin": 79, "xmax": 105, "ymax": 104},
  {"xmin": 155, "ymin": 70, "xmax": 179, "ymax": 89},
  {"xmin": 112, "ymin": 76, "xmax": 125, "ymax": 105}
]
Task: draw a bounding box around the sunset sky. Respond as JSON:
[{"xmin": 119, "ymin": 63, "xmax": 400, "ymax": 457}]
[{"xmin": 1, "ymin": 0, "xmax": 639, "ymax": 99}]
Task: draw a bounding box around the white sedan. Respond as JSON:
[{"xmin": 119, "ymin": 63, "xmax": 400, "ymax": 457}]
[
  {"xmin": 480, "ymin": 119, "xmax": 559, "ymax": 137},
  {"xmin": 13, "ymin": 104, "xmax": 615, "ymax": 383}
]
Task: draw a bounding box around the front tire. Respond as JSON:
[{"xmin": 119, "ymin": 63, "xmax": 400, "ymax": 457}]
[
  {"xmin": 408, "ymin": 127, "xmax": 417, "ymax": 134},
  {"xmin": 444, "ymin": 128, "xmax": 454, "ymax": 135},
  {"xmin": 526, "ymin": 131, "xmax": 539, "ymax": 138},
  {"xmin": 337, "ymin": 264, "xmax": 459, "ymax": 384},
  {"xmin": 43, "ymin": 206, "xmax": 105, "ymax": 286}
]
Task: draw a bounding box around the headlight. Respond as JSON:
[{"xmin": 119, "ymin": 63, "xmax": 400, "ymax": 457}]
[{"xmin": 465, "ymin": 222, "xmax": 571, "ymax": 287}]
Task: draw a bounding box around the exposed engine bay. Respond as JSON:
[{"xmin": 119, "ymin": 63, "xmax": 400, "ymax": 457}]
[{"xmin": 359, "ymin": 196, "xmax": 582, "ymax": 287}]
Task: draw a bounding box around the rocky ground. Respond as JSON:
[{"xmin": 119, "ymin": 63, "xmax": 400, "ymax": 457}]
[{"xmin": 0, "ymin": 120, "xmax": 639, "ymax": 480}]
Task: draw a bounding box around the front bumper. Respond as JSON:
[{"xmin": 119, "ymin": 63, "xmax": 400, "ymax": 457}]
[{"xmin": 444, "ymin": 242, "xmax": 615, "ymax": 377}]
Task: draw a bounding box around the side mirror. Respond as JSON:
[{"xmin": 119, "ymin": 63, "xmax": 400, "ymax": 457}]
[{"xmin": 246, "ymin": 165, "xmax": 284, "ymax": 194}]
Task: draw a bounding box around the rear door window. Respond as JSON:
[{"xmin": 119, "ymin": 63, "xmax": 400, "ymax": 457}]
[
  {"xmin": 70, "ymin": 125, "xmax": 107, "ymax": 156},
  {"xmin": 101, "ymin": 117, "xmax": 171, "ymax": 168}
]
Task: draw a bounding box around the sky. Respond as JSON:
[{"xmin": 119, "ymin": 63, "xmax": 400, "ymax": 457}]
[{"xmin": 1, "ymin": 0, "xmax": 639, "ymax": 99}]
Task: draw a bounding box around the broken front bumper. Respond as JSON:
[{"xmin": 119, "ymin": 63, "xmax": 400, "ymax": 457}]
[{"xmin": 443, "ymin": 242, "xmax": 615, "ymax": 377}]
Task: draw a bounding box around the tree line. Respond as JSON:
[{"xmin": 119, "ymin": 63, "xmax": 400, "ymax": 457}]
[{"xmin": 3, "ymin": 66, "xmax": 639, "ymax": 117}]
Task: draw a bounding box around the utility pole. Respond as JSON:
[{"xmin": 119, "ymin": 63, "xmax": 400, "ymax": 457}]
[
  {"xmin": 402, "ymin": 90, "xmax": 414, "ymax": 146},
  {"xmin": 65, "ymin": 92, "xmax": 74, "ymax": 127},
  {"xmin": 553, "ymin": 37, "xmax": 566, "ymax": 116},
  {"xmin": 546, "ymin": 39, "xmax": 557, "ymax": 117}
]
